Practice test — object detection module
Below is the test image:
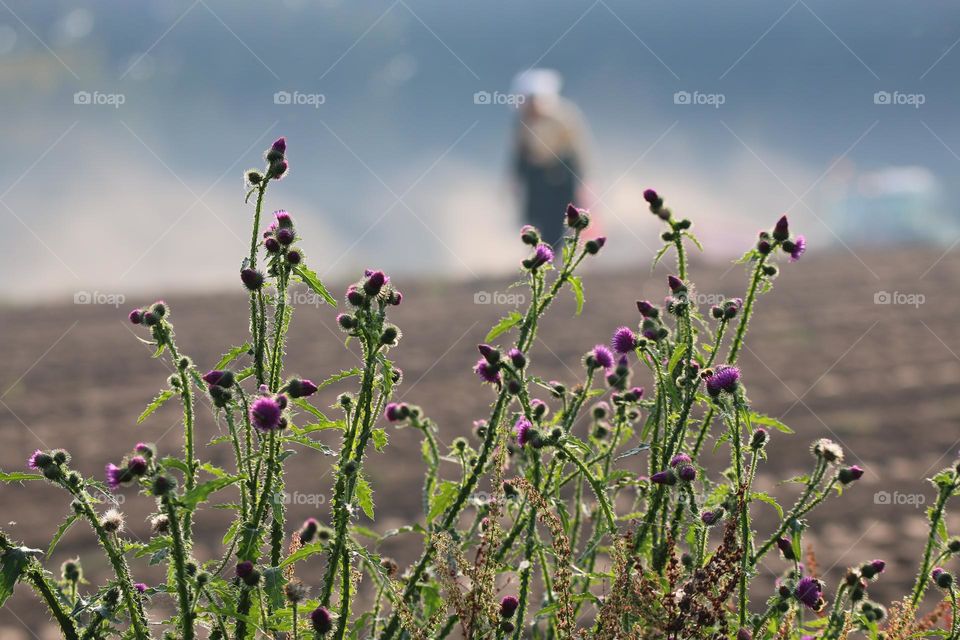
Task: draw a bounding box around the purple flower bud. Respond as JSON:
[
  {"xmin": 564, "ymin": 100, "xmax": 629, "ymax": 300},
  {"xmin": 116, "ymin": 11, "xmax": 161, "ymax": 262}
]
[
  {"xmin": 839, "ymin": 465, "xmax": 864, "ymax": 484},
  {"xmin": 612, "ymin": 326, "xmax": 638, "ymax": 354},
  {"xmin": 127, "ymin": 456, "xmax": 148, "ymax": 477},
  {"xmin": 667, "ymin": 275, "xmax": 685, "ymax": 293},
  {"xmin": 678, "ymin": 465, "xmax": 696, "ymax": 482},
  {"xmin": 135, "ymin": 442, "xmax": 154, "ymax": 457},
  {"xmin": 508, "ymin": 348, "xmax": 526, "ymax": 369},
  {"xmin": 477, "ymin": 344, "xmax": 500, "ymax": 364},
  {"xmin": 269, "ymin": 158, "xmax": 288, "ymax": 180},
  {"xmin": 737, "ymin": 629, "xmax": 752, "ymax": 640},
  {"xmin": 310, "ymin": 606, "xmax": 333, "ymax": 634},
  {"xmin": 773, "ymin": 215, "xmax": 790, "ymax": 241},
  {"xmin": 28, "ymin": 450, "xmax": 52, "ymax": 470},
  {"xmin": 650, "ymin": 470, "xmax": 676, "ymax": 485},
  {"xmin": 701, "ymin": 510, "xmax": 723, "ymax": 526},
  {"xmin": 591, "ymin": 345, "xmax": 615, "ymax": 370},
  {"xmin": 241, "ymin": 268, "xmax": 264, "ymax": 291},
  {"xmin": 202, "ymin": 370, "xmax": 234, "ymax": 388},
  {"xmin": 500, "ymin": 595, "xmax": 520, "ymax": 618},
  {"xmin": 250, "ymin": 396, "xmax": 283, "ymax": 431},
  {"xmin": 287, "ymin": 378, "xmax": 318, "ymax": 398},
  {"xmin": 236, "ymin": 561, "xmax": 255, "ymax": 579},
  {"xmin": 276, "ymin": 228, "xmax": 295, "ymax": 246},
  {"xmin": 565, "ymin": 203, "xmax": 583, "ymax": 227},
  {"xmin": 474, "ymin": 359, "xmax": 501, "ymax": 385},
  {"xmin": 264, "ymin": 237, "xmax": 281, "ymax": 253},
  {"xmin": 869, "ymin": 559, "xmax": 885, "ymax": 574},
  {"xmin": 270, "ymin": 137, "xmax": 287, "ymax": 156},
  {"xmin": 128, "ymin": 309, "xmax": 143, "ymax": 324},
  {"xmin": 364, "ymin": 270, "xmax": 387, "ymax": 296},
  {"xmin": 670, "ymin": 454, "xmax": 692, "ymax": 468},
  {"xmin": 287, "ymin": 249, "xmax": 302, "ymax": 265},
  {"xmin": 336, "ymin": 313, "xmax": 356, "ymax": 331},
  {"xmin": 384, "ymin": 402, "xmax": 404, "ymax": 422},
  {"xmin": 636, "ymin": 300, "xmax": 658, "ymax": 318},
  {"xmin": 705, "ymin": 365, "xmax": 741, "ymax": 396},
  {"xmin": 346, "ymin": 286, "xmax": 365, "ymax": 307},
  {"xmin": 777, "ymin": 537, "xmax": 797, "ymax": 560},
  {"xmin": 134, "ymin": 582, "xmax": 147, "ymax": 594},
  {"xmin": 643, "ymin": 188, "xmax": 659, "ymax": 204}
]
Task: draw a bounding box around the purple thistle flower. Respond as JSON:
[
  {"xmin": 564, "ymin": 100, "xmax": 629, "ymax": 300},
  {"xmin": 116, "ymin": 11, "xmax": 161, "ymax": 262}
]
[
  {"xmin": 310, "ymin": 606, "xmax": 333, "ymax": 634},
  {"xmin": 105, "ymin": 463, "xmax": 128, "ymax": 490},
  {"xmin": 789, "ymin": 235, "xmax": 806, "ymax": 262},
  {"xmin": 134, "ymin": 583, "xmax": 147, "ymax": 594},
  {"xmin": 28, "ymin": 450, "xmax": 51, "ymax": 470},
  {"xmin": 869, "ymin": 559, "xmax": 885, "ymax": 574},
  {"xmin": 705, "ymin": 365, "xmax": 741, "ymax": 396},
  {"xmin": 128, "ymin": 309, "xmax": 143, "ymax": 324},
  {"xmin": 701, "ymin": 510, "xmax": 722, "ymax": 526},
  {"xmin": 565, "ymin": 203, "xmax": 584, "ymax": 227},
  {"xmin": 667, "ymin": 275, "xmax": 685, "ymax": 293},
  {"xmin": 612, "ymin": 326, "xmax": 638, "ymax": 354},
  {"xmin": 477, "ymin": 344, "xmax": 500, "ymax": 364},
  {"xmin": 287, "ymin": 378, "xmax": 318, "ymax": 398},
  {"xmin": 794, "ymin": 576, "xmax": 823, "ymax": 610},
  {"xmin": 135, "ymin": 442, "xmax": 154, "ymax": 457},
  {"xmin": 650, "ymin": 470, "xmax": 676, "ymax": 485},
  {"xmin": 240, "ymin": 268, "xmax": 264, "ymax": 291},
  {"xmin": 474, "ymin": 358, "xmax": 501, "ymax": 385},
  {"xmin": 592, "ymin": 345, "xmax": 614, "ymax": 370},
  {"xmin": 264, "ymin": 237, "xmax": 281, "ymax": 253},
  {"xmin": 270, "ymin": 137, "xmax": 287, "ymax": 156},
  {"xmin": 643, "ymin": 188, "xmax": 658, "ymax": 204},
  {"xmin": 670, "ymin": 454, "xmax": 692, "ymax": 467},
  {"xmin": 839, "ymin": 465, "xmax": 864, "ymax": 484},
  {"xmin": 508, "ymin": 348, "xmax": 526, "ymax": 369},
  {"xmin": 515, "ymin": 417, "xmax": 535, "ymax": 448},
  {"xmin": 345, "ymin": 285, "xmax": 365, "ymax": 307},
  {"xmin": 274, "ymin": 209, "xmax": 293, "ymax": 228},
  {"xmin": 250, "ymin": 396, "xmax": 283, "ymax": 431},
  {"xmin": 500, "ymin": 595, "xmax": 520, "ymax": 618},
  {"xmin": 526, "ymin": 243, "xmax": 554, "ymax": 269}
]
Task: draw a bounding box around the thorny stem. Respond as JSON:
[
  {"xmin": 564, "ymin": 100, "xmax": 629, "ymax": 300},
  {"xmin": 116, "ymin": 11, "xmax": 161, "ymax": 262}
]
[
  {"xmin": 164, "ymin": 495, "xmax": 195, "ymax": 640},
  {"xmin": 751, "ymin": 459, "xmax": 828, "ymax": 565},
  {"xmin": 911, "ymin": 478, "xmax": 957, "ymax": 607},
  {"xmin": 728, "ymin": 254, "xmax": 768, "ymax": 364}
]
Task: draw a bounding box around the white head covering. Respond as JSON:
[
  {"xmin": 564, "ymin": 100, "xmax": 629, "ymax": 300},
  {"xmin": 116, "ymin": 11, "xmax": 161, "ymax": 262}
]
[{"xmin": 511, "ymin": 68, "xmax": 563, "ymax": 97}]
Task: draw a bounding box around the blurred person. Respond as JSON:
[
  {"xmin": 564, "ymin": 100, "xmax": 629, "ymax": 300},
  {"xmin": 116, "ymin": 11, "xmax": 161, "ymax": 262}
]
[{"xmin": 510, "ymin": 69, "xmax": 592, "ymax": 245}]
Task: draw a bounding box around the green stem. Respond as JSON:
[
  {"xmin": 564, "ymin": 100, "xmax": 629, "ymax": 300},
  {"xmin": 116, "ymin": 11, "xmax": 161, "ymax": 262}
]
[
  {"xmin": 164, "ymin": 495, "xmax": 195, "ymax": 640},
  {"xmin": 728, "ymin": 255, "xmax": 768, "ymax": 364},
  {"xmin": 911, "ymin": 482, "xmax": 955, "ymax": 607}
]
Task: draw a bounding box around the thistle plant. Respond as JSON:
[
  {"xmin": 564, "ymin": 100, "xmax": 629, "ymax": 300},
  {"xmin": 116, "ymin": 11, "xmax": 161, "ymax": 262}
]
[{"xmin": 3, "ymin": 138, "xmax": 960, "ymax": 640}]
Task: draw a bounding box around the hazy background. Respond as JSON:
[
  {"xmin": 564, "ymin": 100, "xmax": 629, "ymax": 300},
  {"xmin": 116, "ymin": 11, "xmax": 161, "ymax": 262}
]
[{"xmin": 2, "ymin": 1, "xmax": 960, "ymax": 301}]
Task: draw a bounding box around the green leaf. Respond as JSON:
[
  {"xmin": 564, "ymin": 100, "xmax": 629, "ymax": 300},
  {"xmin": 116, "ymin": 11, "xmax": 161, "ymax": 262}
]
[
  {"xmin": 283, "ymin": 433, "xmax": 335, "ymax": 456},
  {"xmin": 569, "ymin": 275, "xmax": 585, "ymax": 315},
  {"xmin": 293, "ymin": 265, "xmax": 337, "ymax": 307},
  {"xmin": 137, "ymin": 389, "xmax": 175, "ymax": 424},
  {"xmin": 47, "ymin": 514, "xmax": 79, "ymax": 557},
  {"xmin": 262, "ymin": 566, "xmax": 287, "ymax": 610},
  {"xmin": 748, "ymin": 412, "xmax": 795, "ymax": 434},
  {"xmin": 178, "ymin": 476, "xmax": 242, "ymax": 509},
  {"xmin": 372, "ymin": 428, "xmax": 388, "ymax": 452},
  {"xmin": 0, "ymin": 546, "xmax": 38, "ymax": 607},
  {"xmin": 278, "ymin": 542, "xmax": 326, "ymax": 568},
  {"xmin": 667, "ymin": 343, "xmax": 688, "ymax": 376},
  {"xmin": 215, "ymin": 344, "xmax": 251, "ymax": 369},
  {"xmin": 651, "ymin": 244, "xmax": 671, "ymax": 270},
  {"xmin": 292, "ymin": 398, "xmax": 332, "ymax": 423},
  {"xmin": 751, "ymin": 491, "xmax": 784, "ymax": 519},
  {"xmin": 0, "ymin": 472, "xmax": 44, "ymax": 483},
  {"xmin": 355, "ymin": 474, "xmax": 375, "ymax": 520},
  {"xmin": 615, "ymin": 444, "xmax": 650, "ymax": 460},
  {"xmin": 485, "ymin": 311, "xmax": 523, "ymax": 342},
  {"xmin": 297, "ymin": 421, "xmax": 344, "ymax": 433},
  {"xmin": 315, "ymin": 368, "xmax": 362, "ymax": 391},
  {"xmin": 428, "ymin": 480, "xmax": 460, "ymax": 522}
]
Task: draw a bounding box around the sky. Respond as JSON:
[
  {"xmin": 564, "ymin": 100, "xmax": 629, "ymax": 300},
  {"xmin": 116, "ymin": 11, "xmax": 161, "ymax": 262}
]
[{"xmin": 2, "ymin": 1, "xmax": 960, "ymax": 300}]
